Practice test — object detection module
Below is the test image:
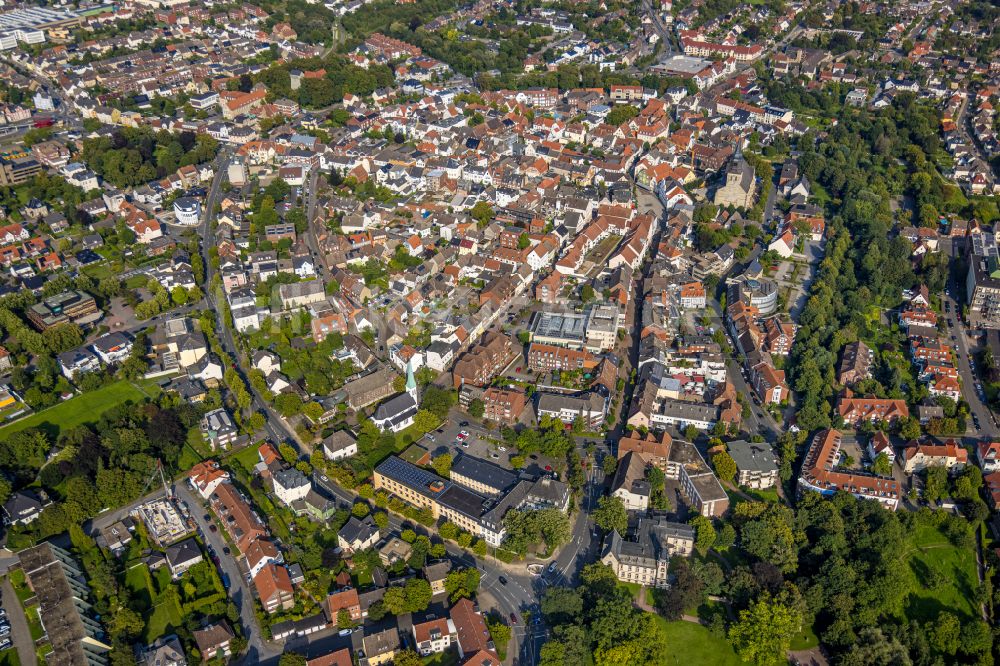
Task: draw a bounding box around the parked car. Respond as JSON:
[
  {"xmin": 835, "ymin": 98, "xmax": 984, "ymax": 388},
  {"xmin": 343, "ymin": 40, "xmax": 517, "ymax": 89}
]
[
  {"xmin": 222, "ymin": 574, "xmax": 230, "ymax": 589},
  {"xmin": 339, "ymin": 628, "xmax": 353, "ymax": 637},
  {"xmin": 547, "ymin": 561, "xmax": 558, "ymax": 573},
  {"xmin": 209, "ymin": 524, "xmax": 217, "ymax": 532},
  {"xmin": 0, "ymin": 638, "xmax": 10, "ymax": 650}
]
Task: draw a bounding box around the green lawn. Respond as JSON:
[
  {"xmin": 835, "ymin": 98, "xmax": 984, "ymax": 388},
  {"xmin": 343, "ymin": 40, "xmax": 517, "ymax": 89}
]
[
  {"xmin": 901, "ymin": 525, "xmax": 980, "ymax": 622},
  {"xmin": 422, "ymin": 650, "xmax": 459, "ymax": 666},
  {"xmin": 144, "ymin": 596, "xmax": 183, "ymax": 644},
  {"xmin": 0, "ymin": 648, "xmax": 21, "ymax": 666},
  {"xmin": 789, "ymin": 622, "xmax": 820, "ymax": 651},
  {"xmin": 0, "ymin": 380, "xmax": 160, "ymax": 440},
  {"xmin": 124, "ymin": 565, "xmax": 154, "ymax": 611},
  {"xmin": 655, "ymin": 618, "xmax": 745, "ymax": 666}
]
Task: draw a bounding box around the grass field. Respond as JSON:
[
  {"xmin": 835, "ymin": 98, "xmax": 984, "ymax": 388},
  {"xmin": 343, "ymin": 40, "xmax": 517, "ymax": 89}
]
[
  {"xmin": 124, "ymin": 563, "xmax": 183, "ymax": 643},
  {"xmin": 0, "ymin": 380, "xmax": 160, "ymax": 440},
  {"xmin": 900, "ymin": 525, "xmax": 979, "ymax": 622},
  {"xmin": 655, "ymin": 619, "xmax": 745, "ymax": 666},
  {"xmin": 0, "ymin": 649, "xmax": 21, "ymax": 666}
]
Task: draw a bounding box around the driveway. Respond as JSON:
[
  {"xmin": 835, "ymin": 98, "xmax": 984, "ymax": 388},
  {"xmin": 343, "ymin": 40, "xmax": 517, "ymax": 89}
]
[{"xmin": 2, "ymin": 577, "xmax": 37, "ymax": 666}]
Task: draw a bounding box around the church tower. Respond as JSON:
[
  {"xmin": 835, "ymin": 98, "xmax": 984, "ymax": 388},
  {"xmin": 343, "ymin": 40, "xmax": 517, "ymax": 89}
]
[{"xmin": 405, "ymin": 358, "xmax": 419, "ymax": 403}]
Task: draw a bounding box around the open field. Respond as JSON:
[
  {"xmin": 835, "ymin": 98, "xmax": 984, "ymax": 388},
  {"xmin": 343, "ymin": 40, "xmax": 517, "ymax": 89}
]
[
  {"xmin": 900, "ymin": 525, "xmax": 979, "ymax": 622},
  {"xmin": 654, "ymin": 618, "xmax": 745, "ymax": 666},
  {"xmin": 0, "ymin": 379, "xmax": 160, "ymax": 440}
]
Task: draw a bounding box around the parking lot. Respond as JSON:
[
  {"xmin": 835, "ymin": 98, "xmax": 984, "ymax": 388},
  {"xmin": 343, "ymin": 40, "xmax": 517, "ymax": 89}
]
[
  {"xmin": 0, "ymin": 577, "xmax": 32, "ymax": 666},
  {"xmin": 418, "ymin": 413, "xmax": 574, "ymax": 480}
]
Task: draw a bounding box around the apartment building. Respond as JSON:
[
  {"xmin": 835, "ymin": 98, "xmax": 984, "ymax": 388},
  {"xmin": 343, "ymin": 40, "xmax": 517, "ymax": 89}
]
[
  {"xmin": 481, "ymin": 387, "xmax": 527, "ymax": 425},
  {"xmin": 798, "ymin": 429, "xmax": 900, "ymax": 510},
  {"xmin": 727, "ymin": 439, "xmax": 779, "ymax": 489}
]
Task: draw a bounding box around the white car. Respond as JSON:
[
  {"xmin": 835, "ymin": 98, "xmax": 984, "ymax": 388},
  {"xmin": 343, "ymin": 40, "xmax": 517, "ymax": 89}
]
[{"xmin": 498, "ymin": 446, "xmax": 507, "ymax": 452}]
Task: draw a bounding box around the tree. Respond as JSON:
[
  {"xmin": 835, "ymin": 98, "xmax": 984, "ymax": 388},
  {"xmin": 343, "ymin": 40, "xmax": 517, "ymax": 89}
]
[
  {"xmin": 278, "ymin": 653, "xmax": 307, "ymax": 666},
  {"xmin": 580, "ymin": 284, "xmax": 595, "ymax": 303},
  {"xmin": 413, "ymin": 408, "xmax": 441, "ymax": 433},
  {"xmin": 689, "ymin": 515, "xmax": 717, "ymax": 555},
  {"xmin": 728, "ymin": 593, "xmax": 802, "ymax": 666},
  {"xmin": 431, "ymin": 453, "xmax": 452, "ymax": 478},
  {"xmin": 605, "ymin": 104, "xmax": 639, "ymax": 126},
  {"xmin": 337, "ymin": 608, "xmax": 353, "ymax": 629},
  {"xmin": 592, "ymin": 496, "xmax": 627, "ymax": 534},
  {"xmin": 470, "ymin": 201, "xmax": 494, "ymax": 227},
  {"xmin": 352, "ymin": 502, "xmax": 370, "ymax": 518},
  {"xmin": 541, "ymin": 587, "xmax": 583, "ymax": 624},
  {"xmin": 445, "ymin": 567, "xmax": 481, "ymax": 601},
  {"xmin": 517, "ymin": 232, "xmax": 531, "ymax": 250},
  {"xmin": 602, "ymin": 455, "xmax": 618, "ymax": 477},
  {"xmin": 871, "ymin": 452, "xmax": 892, "ymax": 477},
  {"xmin": 392, "ymin": 651, "xmax": 423, "ymax": 666},
  {"xmin": 373, "ymin": 512, "xmax": 389, "ymax": 529},
  {"xmin": 929, "ymin": 611, "xmax": 960, "ymax": 656},
  {"xmin": 839, "ymin": 627, "xmax": 912, "ymax": 666},
  {"xmin": 485, "ymin": 616, "xmax": 512, "ymax": 656},
  {"xmin": 923, "ymin": 465, "xmax": 948, "ymax": 504},
  {"xmin": 712, "ymin": 450, "xmax": 737, "ymax": 483},
  {"xmin": 468, "ymin": 398, "xmax": 485, "ymax": 419}
]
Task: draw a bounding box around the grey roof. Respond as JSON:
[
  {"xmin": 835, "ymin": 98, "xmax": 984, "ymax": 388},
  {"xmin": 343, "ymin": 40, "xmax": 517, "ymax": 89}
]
[
  {"xmin": 727, "ymin": 440, "xmax": 778, "ymax": 474},
  {"xmin": 165, "ymin": 537, "xmax": 202, "ymax": 568},
  {"xmin": 274, "ymin": 467, "xmax": 310, "ymax": 491},
  {"xmin": 611, "ymin": 450, "xmax": 650, "ymax": 498},
  {"xmin": 451, "ymin": 453, "xmax": 518, "ymax": 494},
  {"xmin": 338, "ymin": 515, "xmax": 380, "ymax": 546},
  {"xmin": 373, "ymin": 392, "xmax": 418, "ymax": 426}
]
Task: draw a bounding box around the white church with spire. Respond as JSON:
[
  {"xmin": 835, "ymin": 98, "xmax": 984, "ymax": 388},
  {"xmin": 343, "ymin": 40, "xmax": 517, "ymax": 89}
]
[{"xmin": 371, "ymin": 358, "xmax": 420, "ymax": 433}]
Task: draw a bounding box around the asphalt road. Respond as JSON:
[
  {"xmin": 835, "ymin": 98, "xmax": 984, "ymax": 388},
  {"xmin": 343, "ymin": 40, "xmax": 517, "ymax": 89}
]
[
  {"xmin": 942, "ymin": 239, "xmax": 999, "ymax": 438},
  {"xmin": 1, "ymin": 577, "xmax": 36, "ymax": 666},
  {"xmin": 174, "ymin": 483, "xmax": 281, "ymax": 662}
]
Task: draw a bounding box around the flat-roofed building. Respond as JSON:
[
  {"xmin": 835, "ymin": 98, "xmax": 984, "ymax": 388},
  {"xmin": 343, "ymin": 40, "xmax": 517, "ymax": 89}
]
[
  {"xmin": 727, "ymin": 439, "xmax": 779, "ymax": 489},
  {"xmin": 26, "ymin": 290, "xmax": 100, "ymax": 330},
  {"xmin": 17, "ymin": 543, "xmax": 112, "ymax": 664},
  {"xmin": 450, "ymin": 453, "xmax": 518, "ymax": 496}
]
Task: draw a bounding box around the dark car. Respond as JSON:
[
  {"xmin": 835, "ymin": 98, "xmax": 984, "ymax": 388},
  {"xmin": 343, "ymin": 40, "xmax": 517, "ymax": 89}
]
[
  {"xmin": 209, "ymin": 524, "xmax": 217, "ymax": 532},
  {"xmin": 510, "ymin": 613, "xmax": 518, "ymax": 623},
  {"xmin": 498, "ymin": 576, "xmax": 508, "ymax": 585},
  {"xmin": 203, "ymin": 514, "xmax": 211, "ymax": 521},
  {"xmin": 223, "ymin": 546, "xmax": 230, "ymax": 555},
  {"xmin": 460, "ymin": 421, "xmax": 469, "ymax": 427}
]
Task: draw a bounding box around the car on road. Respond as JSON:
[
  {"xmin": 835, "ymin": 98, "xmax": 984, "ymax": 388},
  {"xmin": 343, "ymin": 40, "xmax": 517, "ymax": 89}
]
[
  {"xmin": 460, "ymin": 421, "xmax": 469, "ymax": 427},
  {"xmin": 209, "ymin": 524, "xmax": 217, "ymax": 532},
  {"xmin": 456, "ymin": 433, "xmax": 467, "ymax": 441},
  {"xmin": 460, "ymin": 430, "xmax": 470, "ymax": 438},
  {"xmin": 461, "ymin": 441, "xmax": 469, "ymax": 448},
  {"xmin": 339, "ymin": 628, "xmax": 353, "ymax": 637},
  {"xmin": 490, "ymin": 453, "xmax": 500, "ymax": 459},
  {"xmin": 547, "ymin": 561, "xmax": 558, "ymax": 573},
  {"xmin": 498, "ymin": 446, "xmax": 507, "ymax": 452},
  {"xmin": 510, "ymin": 613, "xmax": 518, "ymax": 623},
  {"xmin": 544, "ymin": 465, "xmax": 552, "ymax": 472},
  {"xmin": 426, "ymin": 434, "xmax": 435, "ymax": 442},
  {"xmin": 498, "ymin": 576, "xmax": 508, "ymax": 585},
  {"xmin": 203, "ymin": 514, "xmax": 211, "ymax": 521},
  {"xmin": 530, "ymin": 454, "xmax": 538, "ymax": 460}
]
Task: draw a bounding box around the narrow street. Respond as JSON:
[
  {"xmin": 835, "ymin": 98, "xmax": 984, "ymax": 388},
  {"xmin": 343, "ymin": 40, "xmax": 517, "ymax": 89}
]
[{"xmin": 2, "ymin": 577, "xmax": 37, "ymax": 666}]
